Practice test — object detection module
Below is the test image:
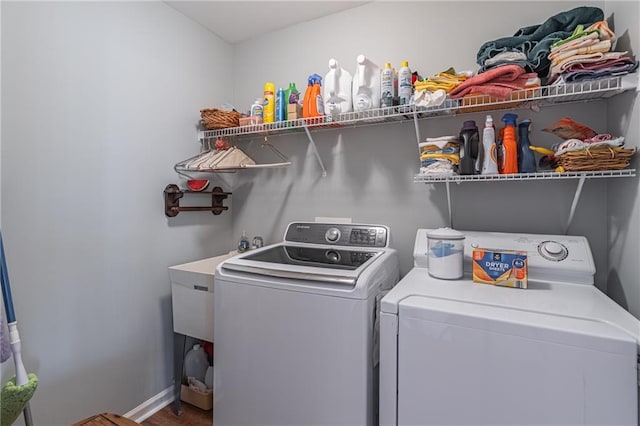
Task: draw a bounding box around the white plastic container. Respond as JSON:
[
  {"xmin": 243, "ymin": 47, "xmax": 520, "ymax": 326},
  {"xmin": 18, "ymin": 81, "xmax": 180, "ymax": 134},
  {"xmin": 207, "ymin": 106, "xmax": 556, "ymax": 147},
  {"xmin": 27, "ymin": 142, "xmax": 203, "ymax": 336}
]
[
  {"xmin": 184, "ymin": 343, "xmax": 209, "ymax": 383},
  {"xmin": 398, "ymin": 60, "xmax": 413, "ymax": 106},
  {"xmin": 481, "ymin": 115, "xmax": 499, "ymax": 175},
  {"xmin": 323, "ymin": 58, "xmax": 353, "ymax": 116},
  {"xmin": 352, "ymin": 54, "xmax": 381, "ymax": 112},
  {"xmin": 380, "ymin": 62, "xmax": 395, "ymax": 108},
  {"xmin": 427, "ymin": 228, "xmax": 465, "ymax": 280},
  {"xmin": 250, "ymin": 98, "xmax": 264, "ymax": 121}
]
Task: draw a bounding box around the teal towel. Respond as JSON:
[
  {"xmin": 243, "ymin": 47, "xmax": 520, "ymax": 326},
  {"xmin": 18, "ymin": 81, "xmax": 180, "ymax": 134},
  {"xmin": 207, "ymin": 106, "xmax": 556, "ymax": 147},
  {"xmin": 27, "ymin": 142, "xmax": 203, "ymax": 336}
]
[{"xmin": 477, "ymin": 6, "xmax": 604, "ymax": 77}]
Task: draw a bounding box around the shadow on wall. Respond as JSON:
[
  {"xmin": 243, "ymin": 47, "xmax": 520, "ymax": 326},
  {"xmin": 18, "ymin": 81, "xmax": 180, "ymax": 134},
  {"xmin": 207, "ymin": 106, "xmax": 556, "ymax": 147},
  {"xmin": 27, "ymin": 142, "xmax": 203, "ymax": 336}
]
[{"xmin": 606, "ymin": 269, "xmax": 629, "ymax": 311}]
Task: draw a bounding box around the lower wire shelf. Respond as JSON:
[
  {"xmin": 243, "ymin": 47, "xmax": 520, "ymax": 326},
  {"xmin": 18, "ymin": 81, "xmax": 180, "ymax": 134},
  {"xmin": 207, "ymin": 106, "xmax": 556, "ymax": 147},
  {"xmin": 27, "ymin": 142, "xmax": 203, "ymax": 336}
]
[{"xmin": 414, "ymin": 169, "xmax": 636, "ymax": 183}]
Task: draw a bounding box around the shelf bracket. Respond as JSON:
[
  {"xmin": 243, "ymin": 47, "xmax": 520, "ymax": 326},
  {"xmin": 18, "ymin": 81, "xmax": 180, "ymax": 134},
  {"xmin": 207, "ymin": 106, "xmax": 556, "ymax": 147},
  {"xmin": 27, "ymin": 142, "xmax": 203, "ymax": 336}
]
[
  {"xmin": 564, "ymin": 176, "xmax": 586, "ymax": 234},
  {"xmin": 303, "ymin": 125, "xmax": 327, "ymax": 177},
  {"xmin": 164, "ymin": 184, "xmax": 231, "ymax": 217},
  {"xmin": 413, "ymin": 110, "xmax": 422, "ymax": 147}
]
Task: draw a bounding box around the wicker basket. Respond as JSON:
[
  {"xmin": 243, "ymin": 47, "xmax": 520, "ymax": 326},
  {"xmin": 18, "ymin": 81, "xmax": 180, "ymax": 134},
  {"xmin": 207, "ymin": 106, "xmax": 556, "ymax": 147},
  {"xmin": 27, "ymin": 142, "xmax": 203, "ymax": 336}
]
[
  {"xmin": 200, "ymin": 108, "xmax": 240, "ymax": 130},
  {"xmin": 555, "ymin": 146, "xmax": 636, "ymax": 171}
]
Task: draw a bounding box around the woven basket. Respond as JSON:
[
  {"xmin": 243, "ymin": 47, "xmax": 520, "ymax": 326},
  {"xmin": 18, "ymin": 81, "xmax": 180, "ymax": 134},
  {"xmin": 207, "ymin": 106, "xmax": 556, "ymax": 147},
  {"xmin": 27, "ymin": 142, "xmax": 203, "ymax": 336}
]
[
  {"xmin": 555, "ymin": 146, "xmax": 635, "ymax": 171},
  {"xmin": 200, "ymin": 108, "xmax": 240, "ymax": 130}
]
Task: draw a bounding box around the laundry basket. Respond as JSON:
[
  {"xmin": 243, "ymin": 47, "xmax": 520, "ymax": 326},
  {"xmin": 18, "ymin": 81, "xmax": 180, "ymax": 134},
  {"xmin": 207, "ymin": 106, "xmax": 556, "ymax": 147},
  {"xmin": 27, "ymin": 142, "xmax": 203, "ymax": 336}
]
[{"xmin": 200, "ymin": 108, "xmax": 240, "ymax": 130}]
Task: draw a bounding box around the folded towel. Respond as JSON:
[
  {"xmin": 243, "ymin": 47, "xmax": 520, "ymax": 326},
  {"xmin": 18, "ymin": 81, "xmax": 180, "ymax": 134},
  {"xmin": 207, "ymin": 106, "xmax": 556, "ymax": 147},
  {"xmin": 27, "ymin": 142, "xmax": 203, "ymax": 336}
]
[
  {"xmin": 550, "ymin": 39, "xmax": 612, "ymax": 65},
  {"xmin": 548, "ymin": 51, "xmax": 629, "ymax": 83},
  {"xmin": 549, "ymin": 32, "xmax": 600, "ymax": 57},
  {"xmin": 449, "ymin": 65, "xmax": 538, "ymax": 100}
]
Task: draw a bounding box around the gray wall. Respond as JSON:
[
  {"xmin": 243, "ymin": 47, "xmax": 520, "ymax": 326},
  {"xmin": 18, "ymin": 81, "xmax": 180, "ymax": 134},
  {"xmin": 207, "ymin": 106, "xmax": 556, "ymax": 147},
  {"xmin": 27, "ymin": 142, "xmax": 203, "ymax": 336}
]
[
  {"xmin": 1, "ymin": 2, "xmax": 233, "ymax": 424},
  {"xmin": 230, "ymin": 1, "xmax": 614, "ymax": 284},
  {"xmin": 605, "ymin": 1, "xmax": 640, "ymax": 318}
]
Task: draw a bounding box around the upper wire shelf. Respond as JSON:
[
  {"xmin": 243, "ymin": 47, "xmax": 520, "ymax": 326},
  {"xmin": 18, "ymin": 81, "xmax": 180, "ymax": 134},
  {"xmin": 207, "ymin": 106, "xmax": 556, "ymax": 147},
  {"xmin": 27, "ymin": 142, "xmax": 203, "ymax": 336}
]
[
  {"xmin": 199, "ymin": 74, "xmax": 636, "ymax": 140},
  {"xmin": 414, "ymin": 169, "xmax": 636, "ymax": 183}
]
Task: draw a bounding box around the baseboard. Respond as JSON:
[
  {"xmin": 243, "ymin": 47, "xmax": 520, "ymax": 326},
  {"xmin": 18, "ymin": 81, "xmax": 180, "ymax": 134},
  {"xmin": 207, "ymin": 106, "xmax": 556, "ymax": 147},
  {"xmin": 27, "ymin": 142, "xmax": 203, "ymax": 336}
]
[{"xmin": 124, "ymin": 385, "xmax": 175, "ymax": 422}]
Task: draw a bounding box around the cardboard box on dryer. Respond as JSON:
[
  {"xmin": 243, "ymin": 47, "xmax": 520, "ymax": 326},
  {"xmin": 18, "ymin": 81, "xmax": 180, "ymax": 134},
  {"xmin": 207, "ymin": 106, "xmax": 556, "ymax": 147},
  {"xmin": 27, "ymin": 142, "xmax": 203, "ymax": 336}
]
[{"xmin": 472, "ymin": 248, "xmax": 528, "ymax": 289}]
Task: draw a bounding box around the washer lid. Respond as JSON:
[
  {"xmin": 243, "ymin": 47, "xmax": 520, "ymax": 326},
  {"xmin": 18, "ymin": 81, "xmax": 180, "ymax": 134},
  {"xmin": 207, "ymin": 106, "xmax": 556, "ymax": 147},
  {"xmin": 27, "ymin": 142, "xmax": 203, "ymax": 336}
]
[
  {"xmin": 220, "ymin": 243, "xmax": 383, "ymax": 286},
  {"xmin": 400, "ymin": 295, "xmax": 636, "ymax": 355},
  {"xmin": 427, "ymin": 227, "xmax": 465, "ymax": 240}
]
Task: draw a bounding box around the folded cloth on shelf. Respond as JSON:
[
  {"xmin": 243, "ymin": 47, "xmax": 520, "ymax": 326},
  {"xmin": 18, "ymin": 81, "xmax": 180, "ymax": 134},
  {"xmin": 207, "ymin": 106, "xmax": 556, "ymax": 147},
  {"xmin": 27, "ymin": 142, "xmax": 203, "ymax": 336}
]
[
  {"xmin": 549, "ymin": 33, "xmax": 602, "ymax": 59},
  {"xmin": 420, "ymin": 159, "xmax": 457, "ymax": 175},
  {"xmin": 550, "ymin": 39, "xmax": 612, "ymax": 66},
  {"xmin": 449, "ymin": 65, "xmax": 538, "ymax": 100},
  {"xmin": 476, "ymin": 6, "xmax": 604, "ymax": 77},
  {"xmin": 560, "ymin": 59, "xmax": 638, "ymax": 83},
  {"xmin": 553, "ymin": 136, "xmax": 625, "ymax": 156},
  {"xmin": 414, "ymin": 68, "xmax": 470, "ymax": 93},
  {"xmin": 548, "ymin": 51, "xmax": 629, "ymax": 83},
  {"xmin": 418, "ymin": 136, "xmax": 460, "ymax": 175},
  {"xmin": 552, "ymin": 21, "xmax": 616, "ymax": 50}
]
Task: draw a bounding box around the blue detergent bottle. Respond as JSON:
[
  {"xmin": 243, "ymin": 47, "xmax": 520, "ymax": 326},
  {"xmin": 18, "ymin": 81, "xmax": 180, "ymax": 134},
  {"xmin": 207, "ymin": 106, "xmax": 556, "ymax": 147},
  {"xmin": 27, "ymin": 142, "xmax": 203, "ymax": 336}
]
[{"xmin": 518, "ymin": 119, "xmax": 537, "ymax": 173}]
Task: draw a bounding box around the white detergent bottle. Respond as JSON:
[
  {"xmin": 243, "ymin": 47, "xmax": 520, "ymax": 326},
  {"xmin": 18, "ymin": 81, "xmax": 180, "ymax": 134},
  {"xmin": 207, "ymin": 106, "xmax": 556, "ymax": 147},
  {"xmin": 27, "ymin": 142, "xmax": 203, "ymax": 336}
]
[
  {"xmin": 352, "ymin": 54, "xmax": 381, "ymax": 112},
  {"xmin": 398, "ymin": 60, "xmax": 413, "ymax": 106},
  {"xmin": 323, "ymin": 58, "xmax": 353, "ymax": 116},
  {"xmin": 481, "ymin": 115, "xmax": 499, "ymax": 174}
]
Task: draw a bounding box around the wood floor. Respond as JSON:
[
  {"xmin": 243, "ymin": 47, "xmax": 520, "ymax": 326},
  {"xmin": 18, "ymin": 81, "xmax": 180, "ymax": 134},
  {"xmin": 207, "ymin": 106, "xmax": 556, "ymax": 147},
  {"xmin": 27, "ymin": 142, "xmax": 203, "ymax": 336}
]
[{"xmin": 141, "ymin": 402, "xmax": 212, "ymax": 426}]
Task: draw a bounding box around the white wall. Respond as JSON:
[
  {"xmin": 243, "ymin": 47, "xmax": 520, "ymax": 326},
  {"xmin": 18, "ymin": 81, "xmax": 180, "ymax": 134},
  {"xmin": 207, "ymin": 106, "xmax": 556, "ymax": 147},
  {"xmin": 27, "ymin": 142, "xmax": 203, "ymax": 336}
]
[
  {"xmin": 1, "ymin": 2, "xmax": 232, "ymax": 423},
  {"xmin": 605, "ymin": 2, "xmax": 640, "ymax": 318},
  {"xmin": 231, "ymin": 1, "xmax": 615, "ymax": 284}
]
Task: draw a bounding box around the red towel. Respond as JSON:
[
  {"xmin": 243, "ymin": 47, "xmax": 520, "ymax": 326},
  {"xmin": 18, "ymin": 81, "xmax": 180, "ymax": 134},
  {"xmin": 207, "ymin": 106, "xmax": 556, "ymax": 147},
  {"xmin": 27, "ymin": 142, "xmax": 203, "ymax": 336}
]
[{"xmin": 449, "ymin": 65, "xmax": 538, "ymax": 100}]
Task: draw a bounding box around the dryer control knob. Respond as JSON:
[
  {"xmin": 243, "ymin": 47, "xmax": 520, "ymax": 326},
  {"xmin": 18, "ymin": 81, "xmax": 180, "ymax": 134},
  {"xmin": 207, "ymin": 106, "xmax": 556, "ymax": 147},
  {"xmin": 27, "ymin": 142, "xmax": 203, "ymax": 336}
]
[
  {"xmin": 538, "ymin": 241, "xmax": 568, "ymax": 261},
  {"xmin": 325, "ymin": 228, "xmax": 341, "ymax": 243}
]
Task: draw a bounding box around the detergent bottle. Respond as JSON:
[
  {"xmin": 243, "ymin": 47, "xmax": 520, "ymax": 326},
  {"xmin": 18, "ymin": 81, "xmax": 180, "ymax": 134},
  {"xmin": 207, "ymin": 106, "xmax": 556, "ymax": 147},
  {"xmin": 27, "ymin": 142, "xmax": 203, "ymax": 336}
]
[
  {"xmin": 398, "ymin": 61, "xmax": 413, "ymax": 106},
  {"xmin": 285, "ymin": 82, "xmax": 300, "ymax": 106},
  {"xmin": 302, "ymin": 76, "xmax": 313, "ymax": 118},
  {"xmin": 500, "ymin": 113, "xmax": 519, "ymax": 174},
  {"xmin": 459, "ymin": 120, "xmax": 479, "ymax": 175},
  {"xmin": 184, "ymin": 343, "xmax": 208, "ymax": 383},
  {"xmin": 380, "ymin": 62, "xmax": 395, "ymax": 108},
  {"xmin": 263, "ymin": 82, "xmax": 275, "ymax": 124},
  {"xmin": 518, "ymin": 119, "xmax": 537, "ymax": 173},
  {"xmin": 352, "ymin": 54, "xmax": 381, "ymax": 112},
  {"xmin": 323, "ymin": 58, "xmax": 353, "ymax": 116},
  {"xmin": 276, "ymin": 87, "xmax": 286, "ymax": 122},
  {"xmin": 480, "ymin": 115, "xmax": 499, "ymax": 175},
  {"xmin": 303, "ymin": 74, "xmax": 324, "ymax": 120}
]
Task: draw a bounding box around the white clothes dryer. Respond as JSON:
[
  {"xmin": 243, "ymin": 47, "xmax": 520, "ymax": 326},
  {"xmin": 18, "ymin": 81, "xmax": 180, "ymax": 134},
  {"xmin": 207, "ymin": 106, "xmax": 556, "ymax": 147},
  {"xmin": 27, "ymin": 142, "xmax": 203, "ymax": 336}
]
[
  {"xmin": 215, "ymin": 221, "xmax": 399, "ymax": 426},
  {"xmin": 380, "ymin": 229, "xmax": 640, "ymax": 426}
]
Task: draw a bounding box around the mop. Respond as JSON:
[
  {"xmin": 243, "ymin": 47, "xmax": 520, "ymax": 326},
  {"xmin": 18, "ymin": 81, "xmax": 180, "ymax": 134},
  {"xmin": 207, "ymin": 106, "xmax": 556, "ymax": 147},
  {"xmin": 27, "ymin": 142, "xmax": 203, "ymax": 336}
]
[{"xmin": 1, "ymin": 231, "xmax": 37, "ymax": 426}]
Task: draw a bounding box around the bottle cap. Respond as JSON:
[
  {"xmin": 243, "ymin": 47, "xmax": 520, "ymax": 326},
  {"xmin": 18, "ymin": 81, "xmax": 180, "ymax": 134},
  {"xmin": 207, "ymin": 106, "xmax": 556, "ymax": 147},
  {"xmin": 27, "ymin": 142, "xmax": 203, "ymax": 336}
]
[
  {"xmin": 384, "ymin": 62, "xmax": 392, "ymax": 68},
  {"xmin": 462, "ymin": 120, "xmax": 477, "ymax": 130},
  {"xmin": 401, "ymin": 61, "xmax": 409, "ymax": 67}
]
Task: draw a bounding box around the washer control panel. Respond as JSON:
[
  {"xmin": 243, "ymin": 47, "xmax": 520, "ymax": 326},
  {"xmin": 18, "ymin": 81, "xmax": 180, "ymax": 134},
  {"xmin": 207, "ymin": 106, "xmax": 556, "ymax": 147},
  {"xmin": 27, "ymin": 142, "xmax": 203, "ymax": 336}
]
[{"xmin": 285, "ymin": 222, "xmax": 389, "ymax": 247}]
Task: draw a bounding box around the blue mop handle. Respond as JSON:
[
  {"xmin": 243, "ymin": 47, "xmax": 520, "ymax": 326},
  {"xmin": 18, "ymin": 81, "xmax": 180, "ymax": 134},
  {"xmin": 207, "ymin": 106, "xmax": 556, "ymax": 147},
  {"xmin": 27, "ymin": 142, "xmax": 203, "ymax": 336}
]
[{"xmin": 0, "ymin": 231, "xmax": 17, "ymax": 323}]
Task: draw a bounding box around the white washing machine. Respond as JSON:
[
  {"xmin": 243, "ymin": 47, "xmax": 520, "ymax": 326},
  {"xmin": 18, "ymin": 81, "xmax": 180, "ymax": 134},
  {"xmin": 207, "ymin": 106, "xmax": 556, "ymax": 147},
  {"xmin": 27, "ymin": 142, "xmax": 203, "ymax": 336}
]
[
  {"xmin": 380, "ymin": 229, "xmax": 640, "ymax": 426},
  {"xmin": 214, "ymin": 221, "xmax": 399, "ymax": 426}
]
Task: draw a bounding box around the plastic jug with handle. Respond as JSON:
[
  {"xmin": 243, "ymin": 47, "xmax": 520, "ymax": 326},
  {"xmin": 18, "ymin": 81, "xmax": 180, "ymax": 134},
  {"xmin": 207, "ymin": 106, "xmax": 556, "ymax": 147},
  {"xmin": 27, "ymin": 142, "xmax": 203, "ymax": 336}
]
[
  {"xmin": 352, "ymin": 54, "xmax": 381, "ymax": 112},
  {"xmin": 323, "ymin": 58, "xmax": 353, "ymax": 116}
]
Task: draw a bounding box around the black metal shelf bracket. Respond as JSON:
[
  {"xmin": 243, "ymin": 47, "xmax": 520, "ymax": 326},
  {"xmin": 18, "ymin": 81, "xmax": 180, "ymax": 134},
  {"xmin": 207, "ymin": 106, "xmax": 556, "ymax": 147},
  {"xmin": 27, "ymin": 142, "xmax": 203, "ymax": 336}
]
[{"xmin": 164, "ymin": 184, "xmax": 231, "ymax": 217}]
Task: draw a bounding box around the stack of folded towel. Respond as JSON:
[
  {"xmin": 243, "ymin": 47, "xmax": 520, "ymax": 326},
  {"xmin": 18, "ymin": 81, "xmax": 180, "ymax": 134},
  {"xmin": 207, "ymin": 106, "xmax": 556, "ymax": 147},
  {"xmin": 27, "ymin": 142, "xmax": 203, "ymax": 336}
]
[
  {"xmin": 548, "ymin": 20, "xmax": 638, "ymax": 84},
  {"xmin": 476, "ymin": 6, "xmax": 604, "ymax": 78},
  {"xmin": 448, "ymin": 64, "xmax": 540, "ymax": 100},
  {"xmin": 413, "ymin": 68, "xmax": 471, "ymax": 108},
  {"xmin": 418, "ymin": 136, "xmax": 460, "ymax": 175}
]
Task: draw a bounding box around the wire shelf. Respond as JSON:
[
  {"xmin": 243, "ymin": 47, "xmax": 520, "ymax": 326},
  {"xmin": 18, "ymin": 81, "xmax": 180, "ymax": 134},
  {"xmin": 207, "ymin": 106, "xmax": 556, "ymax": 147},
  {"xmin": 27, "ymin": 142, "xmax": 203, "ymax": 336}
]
[
  {"xmin": 414, "ymin": 169, "xmax": 636, "ymax": 183},
  {"xmin": 200, "ymin": 75, "xmax": 634, "ymax": 140}
]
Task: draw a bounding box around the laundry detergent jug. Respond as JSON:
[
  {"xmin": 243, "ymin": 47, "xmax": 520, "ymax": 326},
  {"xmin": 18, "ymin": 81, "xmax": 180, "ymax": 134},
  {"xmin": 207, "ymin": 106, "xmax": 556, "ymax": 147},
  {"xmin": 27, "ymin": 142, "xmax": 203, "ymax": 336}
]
[
  {"xmin": 324, "ymin": 58, "xmax": 353, "ymax": 116},
  {"xmin": 352, "ymin": 54, "xmax": 381, "ymax": 112}
]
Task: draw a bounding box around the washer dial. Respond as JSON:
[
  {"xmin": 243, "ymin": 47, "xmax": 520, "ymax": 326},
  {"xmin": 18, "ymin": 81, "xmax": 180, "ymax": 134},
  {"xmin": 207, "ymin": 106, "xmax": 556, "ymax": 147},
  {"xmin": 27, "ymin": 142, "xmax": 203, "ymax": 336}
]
[
  {"xmin": 325, "ymin": 228, "xmax": 341, "ymax": 243},
  {"xmin": 538, "ymin": 241, "xmax": 569, "ymax": 261}
]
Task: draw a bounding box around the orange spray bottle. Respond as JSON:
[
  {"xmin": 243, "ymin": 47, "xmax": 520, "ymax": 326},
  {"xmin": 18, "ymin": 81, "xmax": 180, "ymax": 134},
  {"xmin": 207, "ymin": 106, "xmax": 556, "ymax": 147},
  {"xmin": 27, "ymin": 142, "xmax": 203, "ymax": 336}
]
[{"xmin": 500, "ymin": 113, "xmax": 519, "ymax": 174}]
